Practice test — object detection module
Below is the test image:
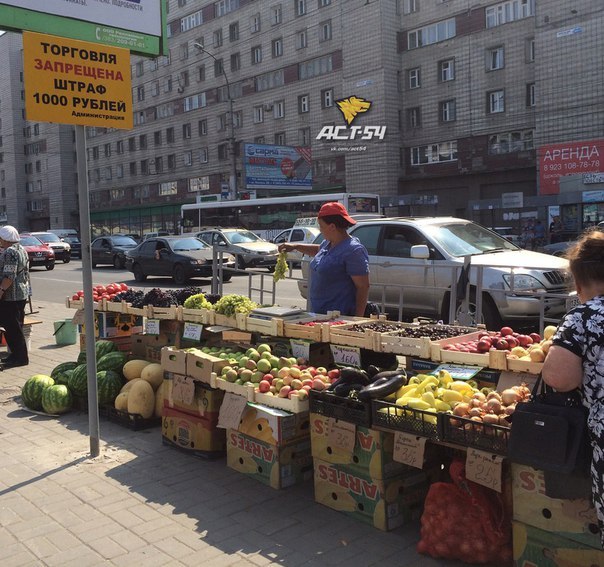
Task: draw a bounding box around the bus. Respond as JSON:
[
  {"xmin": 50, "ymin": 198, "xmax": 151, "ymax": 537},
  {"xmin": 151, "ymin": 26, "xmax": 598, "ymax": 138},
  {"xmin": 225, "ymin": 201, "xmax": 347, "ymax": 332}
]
[{"xmin": 180, "ymin": 193, "xmax": 381, "ymax": 240}]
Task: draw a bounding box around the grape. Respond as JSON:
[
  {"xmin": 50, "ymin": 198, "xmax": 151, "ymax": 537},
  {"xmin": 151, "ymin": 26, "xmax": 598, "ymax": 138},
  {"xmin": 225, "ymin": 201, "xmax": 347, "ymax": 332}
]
[
  {"xmin": 273, "ymin": 251, "xmax": 288, "ymax": 283},
  {"xmin": 213, "ymin": 294, "xmax": 257, "ymax": 316},
  {"xmin": 183, "ymin": 293, "xmax": 212, "ymax": 310},
  {"xmin": 171, "ymin": 286, "xmax": 204, "ymax": 306},
  {"xmin": 113, "ymin": 289, "xmax": 145, "ymax": 308},
  {"xmin": 142, "ymin": 288, "xmax": 174, "ymax": 307}
]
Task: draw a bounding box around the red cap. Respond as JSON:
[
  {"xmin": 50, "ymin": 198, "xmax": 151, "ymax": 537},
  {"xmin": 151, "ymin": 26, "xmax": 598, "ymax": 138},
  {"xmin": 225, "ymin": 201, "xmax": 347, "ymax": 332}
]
[{"xmin": 317, "ymin": 202, "xmax": 356, "ymax": 225}]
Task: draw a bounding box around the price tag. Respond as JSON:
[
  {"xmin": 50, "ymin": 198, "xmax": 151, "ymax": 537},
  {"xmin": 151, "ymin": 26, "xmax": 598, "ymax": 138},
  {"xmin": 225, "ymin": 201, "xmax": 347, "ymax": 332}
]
[
  {"xmin": 290, "ymin": 339, "xmax": 311, "ymax": 360},
  {"xmin": 217, "ymin": 392, "xmax": 248, "ymax": 430},
  {"xmin": 465, "ymin": 448, "xmax": 504, "ymax": 492},
  {"xmin": 182, "ymin": 322, "xmax": 203, "ymax": 342},
  {"xmin": 432, "ymin": 364, "xmax": 482, "ymax": 381},
  {"xmin": 330, "ymin": 344, "xmax": 361, "ymax": 367},
  {"xmin": 145, "ymin": 319, "xmax": 160, "ymax": 336},
  {"xmin": 72, "ymin": 309, "xmax": 86, "ymax": 325},
  {"xmin": 326, "ymin": 417, "xmax": 356, "ymax": 452},
  {"xmin": 393, "ymin": 432, "xmax": 426, "ymax": 469},
  {"xmin": 172, "ymin": 374, "xmax": 195, "ymax": 405}
]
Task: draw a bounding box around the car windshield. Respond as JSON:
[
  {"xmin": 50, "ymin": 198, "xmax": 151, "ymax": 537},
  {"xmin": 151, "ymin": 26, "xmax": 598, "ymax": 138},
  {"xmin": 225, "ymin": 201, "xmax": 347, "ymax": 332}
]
[
  {"xmin": 64, "ymin": 236, "xmax": 80, "ymax": 244},
  {"xmin": 35, "ymin": 233, "xmax": 60, "ymax": 243},
  {"xmin": 225, "ymin": 230, "xmax": 262, "ymax": 244},
  {"xmin": 169, "ymin": 237, "xmax": 208, "ymax": 251},
  {"xmin": 111, "ymin": 236, "xmax": 138, "ymax": 246},
  {"xmin": 424, "ymin": 222, "xmax": 518, "ymax": 257},
  {"xmin": 20, "ymin": 236, "xmax": 44, "ymax": 246}
]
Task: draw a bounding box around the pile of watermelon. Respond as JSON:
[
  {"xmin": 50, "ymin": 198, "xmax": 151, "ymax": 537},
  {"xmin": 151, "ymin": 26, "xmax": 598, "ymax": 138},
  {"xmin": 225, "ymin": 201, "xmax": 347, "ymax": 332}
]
[{"xmin": 21, "ymin": 339, "xmax": 128, "ymax": 415}]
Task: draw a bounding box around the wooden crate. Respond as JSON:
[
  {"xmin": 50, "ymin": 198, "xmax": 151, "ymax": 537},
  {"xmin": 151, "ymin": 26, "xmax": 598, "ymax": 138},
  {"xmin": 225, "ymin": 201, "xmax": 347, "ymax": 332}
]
[
  {"xmin": 283, "ymin": 321, "xmax": 325, "ymax": 342},
  {"xmin": 146, "ymin": 305, "xmax": 179, "ymax": 320},
  {"xmin": 244, "ymin": 316, "xmax": 284, "ymax": 337},
  {"xmin": 214, "ymin": 312, "xmax": 247, "ymax": 330},
  {"xmin": 327, "ymin": 321, "xmax": 389, "ymax": 350},
  {"xmin": 438, "ymin": 347, "xmax": 507, "ymax": 370},
  {"xmin": 429, "ymin": 331, "xmax": 488, "ymax": 362},
  {"xmin": 506, "ymin": 357, "xmax": 544, "ymax": 374},
  {"xmin": 181, "ymin": 307, "xmax": 215, "ymax": 325},
  {"xmin": 209, "ymin": 372, "xmax": 255, "ymax": 401},
  {"xmin": 126, "ymin": 304, "xmax": 148, "ymax": 317},
  {"xmin": 254, "ymin": 391, "xmax": 309, "ymax": 414},
  {"xmin": 105, "ymin": 300, "xmax": 129, "ymax": 314}
]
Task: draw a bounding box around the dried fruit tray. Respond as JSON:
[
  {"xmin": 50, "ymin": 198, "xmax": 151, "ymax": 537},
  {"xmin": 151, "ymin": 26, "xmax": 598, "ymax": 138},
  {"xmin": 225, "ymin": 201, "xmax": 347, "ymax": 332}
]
[
  {"xmin": 328, "ymin": 320, "xmax": 404, "ymax": 350},
  {"xmin": 379, "ymin": 326, "xmax": 479, "ymax": 358},
  {"xmin": 371, "ymin": 399, "xmax": 443, "ymax": 440},
  {"xmin": 254, "ymin": 391, "xmax": 309, "ymax": 414},
  {"xmin": 441, "ymin": 413, "xmax": 509, "ymax": 456},
  {"xmin": 505, "ymin": 357, "xmax": 544, "ymax": 374},
  {"xmin": 309, "ymin": 389, "xmax": 372, "ymax": 427}
]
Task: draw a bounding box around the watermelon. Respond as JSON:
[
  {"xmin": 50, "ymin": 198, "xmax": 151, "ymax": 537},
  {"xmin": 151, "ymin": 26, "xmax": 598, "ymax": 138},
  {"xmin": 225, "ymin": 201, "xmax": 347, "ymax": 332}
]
[
  {"xmin": 51, "ymin": 361, "xmax": 79, "ymax": 385},
  {"xmin": 97, "ymin": 370, "xmax": 124, "ymax": 405},
  {"xmin": 58, "ymin": 369, "xmax": 75, "ymax": 387},
  {"xmin": 22, "ymin": 374, "xmax": 55, "ymax": 410},
  {"xmin": 68, "ymin": 364, "xmax": 88, "ymax": 397},
  {"xmin": 95, "ymin": 339, "xmax": 117, "ymax": 359},
  {"xmin": 97, "ymin": 351, "xmax": 127, "ymax": 372},
  {"xmin": 41, "ymin": 385, "xmax": 72, "ymax": 415},
  {"xmin": 77, "ymin": 350, "xmax": 86, "ymax": 364}
]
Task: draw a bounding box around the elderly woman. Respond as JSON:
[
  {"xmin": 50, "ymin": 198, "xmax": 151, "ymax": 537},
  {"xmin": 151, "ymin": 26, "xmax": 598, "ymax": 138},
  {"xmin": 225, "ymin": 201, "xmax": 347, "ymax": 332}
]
[
  {"xmin": 541, "ymin": 229, "xmax": 604, "ymax": 547},
  {"xmin": 0, "ymin": 225, "xmax": 30, "ymax": 368},
  {"xmin": 278, "ymin": 202, "xmax": 369, "ymax": 317}
]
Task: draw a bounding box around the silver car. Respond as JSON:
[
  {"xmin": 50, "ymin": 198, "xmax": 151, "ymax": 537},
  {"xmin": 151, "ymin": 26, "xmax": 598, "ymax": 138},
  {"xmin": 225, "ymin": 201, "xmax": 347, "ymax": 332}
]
[
  {"xmin": 196, "ymin": 228, "xmax": 278, "ymax": 271},
  {"xmin": 299, "ymin": 217, "xmax": 574, "ymax": 328},
  {"xmin": 271, "ymin": 226, "xmax": 320, "ymax": 265}
]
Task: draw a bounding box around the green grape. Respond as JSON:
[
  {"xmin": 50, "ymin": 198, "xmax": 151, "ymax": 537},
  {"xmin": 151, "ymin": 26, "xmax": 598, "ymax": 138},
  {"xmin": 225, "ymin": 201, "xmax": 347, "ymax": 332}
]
[
  {"xmin": 183, "ymin": 293, "xmax": 212, "ymax": 310},
  {"xmin": 214, "ymin": 294, "xmax": 258, "ymax": 316},
  {"xmin": 273, "ymin": 251, "xmax": 288, "ymax": 283}
]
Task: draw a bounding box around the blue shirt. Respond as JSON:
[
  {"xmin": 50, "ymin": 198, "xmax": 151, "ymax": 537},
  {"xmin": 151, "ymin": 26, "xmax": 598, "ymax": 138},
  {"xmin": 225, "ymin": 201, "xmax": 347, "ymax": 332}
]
[{"xmin": 309, "ymin": 236, "xmax": 369, "ymax": 316}]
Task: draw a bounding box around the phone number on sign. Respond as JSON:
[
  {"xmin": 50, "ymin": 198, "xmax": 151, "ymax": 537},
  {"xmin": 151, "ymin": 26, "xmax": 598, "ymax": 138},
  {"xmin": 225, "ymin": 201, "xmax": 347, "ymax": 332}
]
[{"xmin": 543, "ymin": 161, "xmax": 600, "ymax": 171}]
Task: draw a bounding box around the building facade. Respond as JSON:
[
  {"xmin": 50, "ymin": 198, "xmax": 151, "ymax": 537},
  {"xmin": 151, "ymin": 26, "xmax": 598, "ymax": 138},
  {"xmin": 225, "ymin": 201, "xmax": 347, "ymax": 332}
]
[{"xmin": 0, "ymin": 0, "xmax": 602, "ymax": 237}]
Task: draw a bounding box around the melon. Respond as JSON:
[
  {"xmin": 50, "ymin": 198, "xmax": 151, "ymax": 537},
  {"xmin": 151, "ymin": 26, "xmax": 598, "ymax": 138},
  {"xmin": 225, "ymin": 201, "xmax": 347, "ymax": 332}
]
[
  {"xmin": 154, "ymin": 380, "xmax": 166, "ymax": 418},
  {"xmin": 120, "ymin": 378, "xmax": 143, "ymax": 394},
  {"xmin": 114, "ymin": 391, "xmax": 129, "ymax": 411},
  {"xmin": 50, "ymin": 361, "xmax": 78, "ymax": 385},
  {"xmin": 141, "ymin": 363, "xmax": 163, "ymax": 391},
  {"xmin": 68, "ymin": 364, "xmax": 88, "ymax": 397},
  {"xmin": 22, "ymin": 374, "xmax": 55, "ymax": 411},
  {"xmin": 97, "ymin": 370, "xmax": 124, "ymax": 405},
  {"xmin": 76, "ymin": 350, "xmax": 86, "ymax": 364},
  {"xmin": 122, "ymin": 359, "xmax": 151, "ymax": 381},
  {"xmin": 95, "ymin": 339, "xmax": 117, "ymax": 359},
  {"xmin": 127, "ymin": 380, "xmax": 155, "ymax": 419},
  {"xmin": 41, "ymin": 384, "xmax": 72, "ymax": 415},
  {"xmin": 97, "ymin": 351, "xmax": 127, "ymax": 373}
]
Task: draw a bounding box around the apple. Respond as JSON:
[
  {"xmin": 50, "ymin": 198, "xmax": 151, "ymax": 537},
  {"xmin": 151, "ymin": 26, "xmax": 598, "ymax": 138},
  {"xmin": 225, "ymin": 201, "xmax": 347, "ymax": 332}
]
[
  {"xmin": 316, "ymin": 367, "xmax": 327, "ymax": 375},
  {"xmin": 302, "ymin": 379, "xmax": 314, "ymax": 388},
  {"xmin": 327, "ymin": 369, "xmax": 340, "ymax": 380},
  {"xmin": 476, "ymin": 339, "xmax": 491, "ymax": 353},
  {"xmin": 500, "ymin": 326, "xmax": 514, "ymax": 336},
  {"xmin": 505, "ymin": 336, "xmax": 519, "ymax": 348},
  {"xmin": 495, "ymin": 338, "xmax": 509, "ymax": 350},
  {"xmin": 312, "ymin": 378, "xmax": 327, "ymax": 391},
  {"xmin": 517, "ymin": 334, "xmax": 533, "ymax": 347},
  {"xmin": 258, "ymin": 380, "xmax": 271, "ymax": 393},
  {"xmin": 278, "ymin": 385, "xmax": 291, "ymax": 398},
  {"xmin": 306, "ymin": 366, "xmax": 317, "ymax": 377},
  {"xmin": 530, "ymin": 332, "xmax": 542, "ymax": 343}
]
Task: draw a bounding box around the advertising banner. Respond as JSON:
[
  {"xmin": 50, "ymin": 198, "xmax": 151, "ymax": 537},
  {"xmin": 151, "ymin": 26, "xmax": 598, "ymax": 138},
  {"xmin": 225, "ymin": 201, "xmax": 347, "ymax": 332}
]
[
  {"xmin": 538, "ymin": 139, "xmax": 604, "ymax": 195},
  {"xmin": 244, "ymin": 144, "xmax": 312, "ymax": 190}
]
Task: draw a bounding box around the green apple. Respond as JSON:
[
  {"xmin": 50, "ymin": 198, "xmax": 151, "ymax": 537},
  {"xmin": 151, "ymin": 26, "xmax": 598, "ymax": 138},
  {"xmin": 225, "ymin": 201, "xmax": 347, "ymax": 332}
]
[
  {"xmin": 257, "ymin": 358, "xmax": 272, "ymax": 373},
  {"xmin": 257, "ymin": 343, "xmax": 272, "ymax": 354}
]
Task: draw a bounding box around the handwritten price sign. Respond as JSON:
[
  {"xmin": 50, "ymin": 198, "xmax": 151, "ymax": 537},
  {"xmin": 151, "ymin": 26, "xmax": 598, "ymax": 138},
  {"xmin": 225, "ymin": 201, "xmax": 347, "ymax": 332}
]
[
  {"xmin": 393, "ymin": 432, "xmax": 426, "ymax": 469},
  {"xmin": 465, "ymin": 448, "xmax": 504, "ymax": 492},
  {"xmin": 290, "ymin": 339, "xmax": 311, "ymax": 360},
  {"xmin": 182, "ymin": 322, "xmax": 203, "ymax": 342},
  {"xmin": 145, "ymin": 319, "xmax": 160, "ymax": 336},
  {"xmin": 172, "ymin": 374, "xmax": 195, "ymax": 405},
  {"xmin": 217, "ymin": 392, "xmax": 248, "ymax": 430},
  {"xmin": 327, "ymin": 417, "xmax": 356, "ymax": 452},
  {"xmin": 330, "ymin": 344, "xmax": 361, "ymax": 367}
]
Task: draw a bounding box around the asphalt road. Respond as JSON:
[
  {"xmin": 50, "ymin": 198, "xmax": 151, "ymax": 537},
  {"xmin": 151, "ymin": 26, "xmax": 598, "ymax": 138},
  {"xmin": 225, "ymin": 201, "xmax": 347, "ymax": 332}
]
[{"xmin": 29, "ymin": 258, "xmax": 307, "ymax": 309}]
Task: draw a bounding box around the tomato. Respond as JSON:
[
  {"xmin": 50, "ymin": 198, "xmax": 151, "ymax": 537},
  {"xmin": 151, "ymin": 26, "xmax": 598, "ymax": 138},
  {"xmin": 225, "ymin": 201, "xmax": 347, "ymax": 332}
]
[
  {"xmin": 77, "ymin": 290, "xmax": 84, "ymax": 297},
  {"xmin": 120, "ymin": 283, "xmax": 128, "ymax": 291},
  {"xmin": 71, "ymin": 294, "xmax": 79, "ymax": 301}
]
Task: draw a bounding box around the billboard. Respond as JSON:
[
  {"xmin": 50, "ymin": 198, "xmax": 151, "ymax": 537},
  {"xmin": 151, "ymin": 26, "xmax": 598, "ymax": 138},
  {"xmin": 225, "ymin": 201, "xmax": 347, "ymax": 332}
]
[
  {"xmin": 244, "ymin": 144, "xmax": 312, "ymax": 190},
  {"xmin": 538, "ymin": 139, "xmax": 604, "ymax": 195}
]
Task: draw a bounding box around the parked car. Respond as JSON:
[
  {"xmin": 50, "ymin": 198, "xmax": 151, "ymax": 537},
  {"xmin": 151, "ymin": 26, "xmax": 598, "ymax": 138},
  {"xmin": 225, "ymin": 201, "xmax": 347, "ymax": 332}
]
[
  {"xmin": 541, "ymin": 223, "xmax": 604, "ymax": 257},
  {"xmin": 30, "ymin": 232, "xmax": 71, "ymax": 263},
  {"xmin": 19, "ymin": 234, "xmax": 55, "ymax": 270},
  {"xmin": 48, "ymin": 228, "xmax": 78, "ymax": 238},
  {"xmin": 271, "ymin": 227, "xmax": 321, "ymax": 265},
  {"xmin": 143, "ymin": 231, "xmax": 170, "ymax": 240},
  {"xmin": 125, "ymin": 236, "xmax": 235, "ymax": 284},
  {"xmin": 91, "ymin": 235, "xmax": 139, "ymax": 268},
  {"xmin": 491, "ymin": 227, "xmax": 521, "ymax": 246},
  {"xmin": 196, "ymin": 228, "xmax": 278, "ymax": 271},
  {"xmin": 62, "ymin": 235, "xmax": 82, "ymax": 259},
  {"xmin": 299, "ymin": 217, "xmax": 573, "ymax": 328}
]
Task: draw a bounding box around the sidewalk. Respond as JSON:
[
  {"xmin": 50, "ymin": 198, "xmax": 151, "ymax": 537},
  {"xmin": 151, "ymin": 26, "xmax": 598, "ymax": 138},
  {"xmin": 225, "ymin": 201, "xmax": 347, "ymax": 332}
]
[{"xmin": 0, "ymin": 300, "xmax": 457, "ymax": 567}]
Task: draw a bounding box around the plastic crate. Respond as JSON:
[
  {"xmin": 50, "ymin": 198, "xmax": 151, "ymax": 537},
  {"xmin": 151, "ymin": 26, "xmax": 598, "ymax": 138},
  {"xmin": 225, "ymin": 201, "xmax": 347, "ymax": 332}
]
[
  {"xmin": 309, "ymin": 389, "xmax": 372, "ymax": 427},
  {"xmin": 371, "ymin": 399, "xmax": 443, "ymax": 440},
  {"xmin": 105, "ymin": 406, "xmax": 162, "ymax": 430},
  {"xmin": 441, "ymin": 413, "xmax": 509, "ymax": 455}
]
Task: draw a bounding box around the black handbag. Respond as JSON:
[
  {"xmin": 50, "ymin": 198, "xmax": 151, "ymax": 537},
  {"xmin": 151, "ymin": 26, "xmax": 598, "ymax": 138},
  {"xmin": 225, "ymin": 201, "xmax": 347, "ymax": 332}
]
[{"xmin": 508, "ymin": 375, "xmax": 590, "ymax": 476}]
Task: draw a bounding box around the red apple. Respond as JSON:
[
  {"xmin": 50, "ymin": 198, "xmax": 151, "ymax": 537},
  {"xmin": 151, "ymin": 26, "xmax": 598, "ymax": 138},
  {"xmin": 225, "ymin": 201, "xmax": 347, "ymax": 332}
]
[
  {"xmin": 517, "ymin": 334, "xmax": 533, "ymax": 347},
  {"xmin": 505, "ymin": 336, "xmax": 519, "ymax": 348},
  {"xmin": 476, "ymin": 339, "xmax": 491, "ymax": 353},
  {"xmin": 258, "ymin": 380, "xmax": 271, "ymax": 393},
  {"xmin": 500, "ymin": 326, "xmax": 514, "ymax": 336},
  {"xmin": 530, "ymin": 333, "xmax": 542, "ymax": 343},
  {"xmin": 495, "ymin": 338, "xmax": 509, "ymax": 350},
  {"xmin": 327, "ymin": 369, "xmax": 341, "ymax": 380}
]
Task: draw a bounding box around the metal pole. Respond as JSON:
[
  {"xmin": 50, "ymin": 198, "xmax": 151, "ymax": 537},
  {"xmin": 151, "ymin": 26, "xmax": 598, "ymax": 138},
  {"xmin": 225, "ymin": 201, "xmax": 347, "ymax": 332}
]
[{"xmin": 75, "ymin": 125, "xmax": 100, "ymax": 458}]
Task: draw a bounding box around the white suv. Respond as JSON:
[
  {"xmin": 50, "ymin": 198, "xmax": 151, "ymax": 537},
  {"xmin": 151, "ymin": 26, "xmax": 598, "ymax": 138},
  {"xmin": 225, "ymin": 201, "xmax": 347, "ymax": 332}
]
[{"xmin": 299, "ymin": 217, "xmax": 574, "ymax": 328}]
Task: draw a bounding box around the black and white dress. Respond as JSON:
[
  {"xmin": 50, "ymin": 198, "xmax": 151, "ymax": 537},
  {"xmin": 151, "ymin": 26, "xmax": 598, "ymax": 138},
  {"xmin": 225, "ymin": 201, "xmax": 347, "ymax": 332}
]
[{"xmin": 552, "ymin": 295, "xmax": 604, "ymax": 546}]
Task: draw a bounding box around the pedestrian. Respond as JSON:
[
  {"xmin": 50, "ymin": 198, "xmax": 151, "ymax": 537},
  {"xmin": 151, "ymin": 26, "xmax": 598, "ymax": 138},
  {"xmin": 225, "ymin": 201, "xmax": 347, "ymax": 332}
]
[
  {"xmin": 278, "ymin": 202, "xmax": 370, "ymax": 316},
  {"xmin": 534, "ymin": 220, "xmax": 545, "ymax": 247},
  {"xmin": 0, "ymin": 225, "xmax": 30, "ymax": 368},
  {"xmin": 541, "ymin": 229, "xmax": 604, "ymax": 547},
  {"xmin": 549, "ymin": 216, "xmax": 562, "ymax": 244}
]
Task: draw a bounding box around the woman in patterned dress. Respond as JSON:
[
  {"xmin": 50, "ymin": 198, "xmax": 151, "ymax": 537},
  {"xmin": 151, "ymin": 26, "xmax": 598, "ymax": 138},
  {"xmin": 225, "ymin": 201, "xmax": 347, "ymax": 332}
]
[{"xmin": 542, "ymin": 229, "xmax": 604, "ymax": 546}]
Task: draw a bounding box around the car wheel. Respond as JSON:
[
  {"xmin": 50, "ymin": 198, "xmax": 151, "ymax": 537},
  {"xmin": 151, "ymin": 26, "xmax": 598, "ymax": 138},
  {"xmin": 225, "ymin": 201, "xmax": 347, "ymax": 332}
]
[
  {"xmin": 222, "ymin": 273, "xmax": 232, "ymax": 283},
  {"xmin": 113, "ymin": 256, "xmax": 123, "ymax": 269},
  {"xmin": 91, "ymin": 261, "xmax": 97, "ymax": 268},
  {"xmin": 132, "ymin": 264, "xmax": 147, "ymax": 282},
  {"xmin": 236, "ymin": 256, "xmax": 246, "ymax": 270},
  {"xmin": 172, "ymin": 264, "xmax": 187, "ymax": 285},
  {"xmin": 453, "ymin": 291, "xmax": 502, "ymax": 330},
  {"xmin": 45, "ymin": 262, "xmax": 55, "ymax": 271},
  {"xmin": 267, "ymin": 265, "xmax": 275, "ymax": 273},
  {"xmin": 62, "ymin": 252, "xmax": 71, "ymax": 264}
]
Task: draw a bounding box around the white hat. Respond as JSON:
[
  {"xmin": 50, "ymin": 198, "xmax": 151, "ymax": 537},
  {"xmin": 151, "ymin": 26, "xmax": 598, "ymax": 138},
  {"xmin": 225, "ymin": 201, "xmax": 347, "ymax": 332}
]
[{"xmin": 0, "ymin": 225, "xmax": 20, "ymax": 243}]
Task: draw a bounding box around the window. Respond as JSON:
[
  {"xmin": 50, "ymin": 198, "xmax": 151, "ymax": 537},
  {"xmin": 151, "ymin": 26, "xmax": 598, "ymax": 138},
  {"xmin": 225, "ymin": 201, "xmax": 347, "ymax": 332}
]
[
  {"xmin": 408, "ymin": 67, "xmax": 420, "ymax": 89},
  {"xmin": 180, "ymin": 10, "xmax": 203, "ymax": 32},
  {"xmin": 274, "ymin": 100, "xmax": 285, "ymax": 118},
  {"xmin": 233, "ymin": 111, "xmax": 243, "ymax": 129},
  {"xmin": 167, "ymin": 127, "xmax": 175, "ymax": 143},
  {"xmin": 104, "ymin": 167, "xmax": 112, "ymax": 180},
  {"xmin": 526, "ymin": 38, "xmax": 535, "ymax": 62},
  {"xmin": 214, "ymin": 58, "xmax": 224, "ymax": 77},
  {"xmin": 229, "ymin": 22, "xmax": 239, "ymax": 41},
  {"xmin": 299, "ymin": 55, "xmax": 333, "ymax": 79},
  {"xmin": 410, "ymin": 141, "xmax": 458, "ymax": 165},
  {"xmin": 117, "ymin": 164, "xmax": 124, "ymax": 178},
  {"xmin": 128, "ymin": 137, "xmax": 136, "ymax": 151},
  {"xmin": 104, "ymin": 143, "xmax": 111, "ymax": 157},
  {"xmin": 296, "ymin": 29, "xmax": 308, "ymax": 49},
  {"xmin": 164, "ymin": 76, "xmax": 173, "ymax": 93},
  {"xmin": 35, "ymin": 160, "xmax": 41, "ymax": 172},
  {"xmin": 272, "ymin": 38, "xmax": 283, "ymax": 58},
  {"xmin": 200, "ymin": 147, "xmax": 209, "ymax": 163},
  {"xmin": 254, "ymin": 106, "xmax": 264, "ymax": 123},
  {"xmin": 251, "ymin": 13, "xmax": 261, "ymax": 33},
  {"xmin": 218, "ymin": 113, "xmax": 228, "ymax": 131},
  {"xmin": 321, "ymin": 88, "xmax": 334, "ymax": 108},
  {"xmin": 168, "ymin": 154, "xmax": 176, "ymax": 170},
  {"xmin": 402, "ymin": 0, "xmax": 418, "ymax": 14},
  {"xmin": 154, "ymin": 131, "xmax": 162, "ymax": 146},
  {"xmin": 136, "ymin": 86, "xmax": 145, "ymax": 101},
  {"xmin": 488, "ymin": 90, "xmax": 505, "ymax": 113},
  {"xmin": 296, "ymin": 0, "xmax": 307, "ymax": 16},
  {"xmin": 486, "ymin": 0, "xmax": 535, "ymax": 28},
  {"xmin": 183, "ymin": 123, "xmax": 192, "ymax": 139},
  {"xmin": 138, "ymin": 135, "xmax": 147, "ymax": 150},
  {"xmin": 129, "ymin": 162, "xmax": 137, "ymax": 176},
  {"xmin": 274, "ymin": 132, "xmax": 286, "ymax": 145},
  {"xmin": 198, "ymin": 65, "xmax": 206, "ymax": 82},
  {"xmin": 299, "ymin": 127, "xmax": 311, "ymax": 145},
  {"xmin": 218, "ymin": 144, "xmax": 228, "ymax": 160},
  {"xmin": 251, "ymin": 45, "xmax": 262, "ymax": 64},
  {"xmin": 159, "ymin": 181, "xmax": 177, "ymax": 196},
  {"xmin": 134, "ymin": 111, "xmax": 146, "ymax": 126},
  {"xmin": 298, "ymin": 94, "xmax": 310, "ymax": 113},
  {"xmin": 180, "ymin": 70, "xmax": 190, "ymax": 88},
  {"xmin": 408, "ymin": 18, "xmax": 456, "ymax": 49},
  {"xmin": 319, "ymin": 0, "xmax": 331, "ymax": 6},
  {"xmin": 488, "ymin": 129, "xmax": 534, "ymax": 154},
  {"xmin": 151, "ymin": 80, "xmax": 159, "ymax": 96},
  {"xmin": 179, "ymin": 43, "xmax": 189, "ymax": 60},
  {"xmin": 487, "ymin": 46, "xmax": 504, "ymax": 70},
  {"xmin": 272, "ymin": 5, "xmax": 282, "ymax": 26},
  {"xmin": 216, "ymin": 0, "xmax": 239, "ymax": 17},
  {"xmin": 230, "ymin": 52, "xmax": 241, "ymax": 72},
  {"xmin": 184, "ymin": 151, "xmax": 193, "ymax": 166},
  {"xmin": 199, "ymin": 119, "xmax": 208, "ymax": 136},
  {"xmin": 440, "ymin": 99, "xmax": 456, "ymax": 122},
  {"xmin": 135, "ymin": 61, "xmax": 144, "ymax": 77},
  {"xmin": 92, "ymin": 146, "xmax": 99, "ymax": 159},
  {"xmin": 154, "ymin": 157, "xmax": 163, "ymax": 174},
  {"xmin": 213, "ymin": 29, "xmax": 223, "ymax": 48},
  {"xmin": 439, "ymin": 59, "xmax": 455, "ymax": 81},
  {"xmin": 320, "ymin": 20, "xmax": 332, "ymax": 42},
  {"xmin": 406, "ymin": 107, "xmax": 421, "ymax": 128},
  {"xmin": 526, "ymin": 83, "xmax": 535, "ymax": 107}
]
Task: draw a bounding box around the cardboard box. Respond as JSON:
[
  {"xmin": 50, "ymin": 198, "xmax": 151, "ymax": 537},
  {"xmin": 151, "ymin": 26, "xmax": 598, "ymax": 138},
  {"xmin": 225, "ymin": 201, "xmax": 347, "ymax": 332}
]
[
  {"xmin": 80, "ymin": 312, "xmax": 143, "ymax": 339},
  {"xmin": 237, "ymin": 403, "xmax": 309, "ymax": 446},
  {"xmin": 513, "ymin": 521, "xmax": 604, "ymax": 566},
  {"xmin": 163, "ymin": 373, "xmax": 224, "ymax": 417},
  {"xmin": 79, "ymin": 334, "xmax": 132, "ymax": 353},
  {"xmin": 161, "ymin": 346, "xmax": 187, "ymax": 375},
  {"xmin": 131, "ymin": 332, "xmax": 174, "ymax": 360},
  {"xmin": 186, "ymin": 349, "xmax": 230, "ymax": 384},
  {"xmin": 310, "ymin": 413, "xmax": 411, "ymax": 479},
  {"xmin": 226, "ymin": 430, "xmax": 313, "ymax": 489},
  {"xmin": 511, "ymin": 463, "xmax": 600, "ymax": 549},
  {"xmin": 162, "ymin": 407, "xmax": 225, "ymax": 457},
  {"xmin": 313, "ymin": 458, "xmax": 428, "ymax": 531}
]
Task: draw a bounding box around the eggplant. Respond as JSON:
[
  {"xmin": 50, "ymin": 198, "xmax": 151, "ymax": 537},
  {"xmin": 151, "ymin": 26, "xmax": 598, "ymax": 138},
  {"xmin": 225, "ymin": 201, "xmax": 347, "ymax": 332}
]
[
  {"xmin": 357, "ymin": 373, "xmax": 407, "ymax": 401},
  {"xmin": 367, "ymin": 364, "xmax": 381, "ymax": 379},
  {"xmin": 326, "ymin": 367, "xmax": 370, "ymax": 391},
  {"xmin": 370, "ymin": 369, "xmax": 407, "ymax": 383},
  {"xmin": 333, "ymin": 382, "xmax": 365, "ymax": 397}
]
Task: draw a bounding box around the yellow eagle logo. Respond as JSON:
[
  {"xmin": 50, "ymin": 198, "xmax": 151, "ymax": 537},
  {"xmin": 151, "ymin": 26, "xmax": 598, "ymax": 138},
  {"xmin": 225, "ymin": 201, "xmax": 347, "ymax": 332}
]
[{"xmin": 336, "ymin": 96, "xmax": 371, "ymax": 126}]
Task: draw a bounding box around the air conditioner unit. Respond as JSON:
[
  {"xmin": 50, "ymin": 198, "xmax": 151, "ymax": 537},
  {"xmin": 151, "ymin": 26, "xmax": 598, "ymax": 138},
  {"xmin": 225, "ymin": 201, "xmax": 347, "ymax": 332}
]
[{"xmin": 263, "ymin": 103, "xmax": 273, "ymax": 112}]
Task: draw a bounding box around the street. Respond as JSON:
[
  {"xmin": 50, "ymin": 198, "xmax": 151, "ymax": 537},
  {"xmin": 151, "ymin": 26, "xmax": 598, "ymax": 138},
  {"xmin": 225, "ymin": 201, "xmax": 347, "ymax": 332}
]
[{"xmin": 28, "ymin": 259, "xmax": 307, "ymax": 309}]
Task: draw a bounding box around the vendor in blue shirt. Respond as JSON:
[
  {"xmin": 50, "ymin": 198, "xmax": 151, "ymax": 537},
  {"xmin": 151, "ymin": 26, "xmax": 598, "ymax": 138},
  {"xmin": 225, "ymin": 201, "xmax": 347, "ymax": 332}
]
[{"xmin": 278, "ymin": 202, "xmax": 370, "ymax": 316}]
